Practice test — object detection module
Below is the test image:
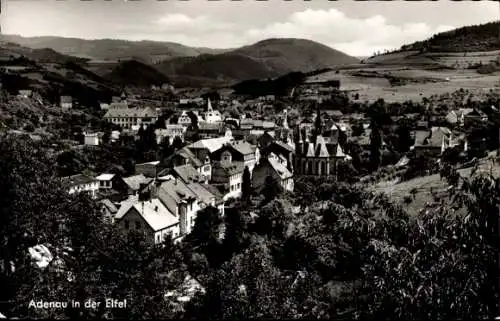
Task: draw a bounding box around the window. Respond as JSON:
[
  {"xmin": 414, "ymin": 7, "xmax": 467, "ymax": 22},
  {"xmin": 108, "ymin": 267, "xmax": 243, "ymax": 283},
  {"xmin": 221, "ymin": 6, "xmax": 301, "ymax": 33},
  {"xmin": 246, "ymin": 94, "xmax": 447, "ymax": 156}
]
[
  {"xmin": 124, "ymin": 220, "xmax": 129, "ymax": 229},
  {"xmin": 135, "ymin": 221, "xmax": 141, "ymax": 230}
]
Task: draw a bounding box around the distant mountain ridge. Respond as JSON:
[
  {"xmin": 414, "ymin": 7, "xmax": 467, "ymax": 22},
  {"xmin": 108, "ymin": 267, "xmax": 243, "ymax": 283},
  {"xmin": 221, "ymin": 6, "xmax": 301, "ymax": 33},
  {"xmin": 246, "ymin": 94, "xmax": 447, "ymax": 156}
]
[{"xmin": 0, "ymin": 35, "xmax": 230, "ymax": 63}]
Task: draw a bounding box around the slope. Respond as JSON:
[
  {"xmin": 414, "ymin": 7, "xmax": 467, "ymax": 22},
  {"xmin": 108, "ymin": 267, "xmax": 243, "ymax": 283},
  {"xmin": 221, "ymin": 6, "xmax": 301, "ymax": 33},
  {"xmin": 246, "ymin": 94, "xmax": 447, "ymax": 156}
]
[
  {"xmin": 156, "ymin": 38, "xmax": 359, "ymax": 85},
  {"xmin": 0, "ymin": 35, "xmax": 230, "ymax": 63},
  {"xmin": 103, "ymin": 60, "xmax": 170, "ymax": 87},
  {"xmin": 401, "ymin": 20, "xmax": 500, "ymax": 53}
]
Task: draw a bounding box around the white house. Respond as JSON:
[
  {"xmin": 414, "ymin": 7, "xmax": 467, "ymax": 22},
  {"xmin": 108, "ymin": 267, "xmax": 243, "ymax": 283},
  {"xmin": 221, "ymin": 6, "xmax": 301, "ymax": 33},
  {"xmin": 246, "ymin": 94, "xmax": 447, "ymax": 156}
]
[
  {"xmin": 83, "ymin": 132, "xmax": 100, "ymax": 146},
  {"xmin": 115, "ymin": 198, "xmax": 181, "ymax": 245},
  {"xmin": 96, "ymin": 173, "xmax": 115, "ymax": 190},
  {"xmin": 61, "ymin": 174, "xmax": 99, "ymax": 199},
  {"xmin": 60, "ymin": 96, "xmax": 73, "ymax": 110}
]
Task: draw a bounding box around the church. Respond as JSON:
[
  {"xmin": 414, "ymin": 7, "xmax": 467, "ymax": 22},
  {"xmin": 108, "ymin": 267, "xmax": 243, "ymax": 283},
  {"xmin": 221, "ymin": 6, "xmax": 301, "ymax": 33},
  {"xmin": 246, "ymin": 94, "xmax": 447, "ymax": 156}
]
[
  {"xmin": 202, "ymin": 98, "xmax": 222, "ymax": 124},
  {"xmin": 293, "ymin": 108, "xmax": 350, "ymax": 177}
]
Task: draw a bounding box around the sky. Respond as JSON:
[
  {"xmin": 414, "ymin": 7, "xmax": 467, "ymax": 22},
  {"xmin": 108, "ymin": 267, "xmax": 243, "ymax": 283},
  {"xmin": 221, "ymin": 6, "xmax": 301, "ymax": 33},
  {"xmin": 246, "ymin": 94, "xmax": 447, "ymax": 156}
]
[{"xmin": 1, "ymin": 0, "xmax": 499, "ymax": 57}]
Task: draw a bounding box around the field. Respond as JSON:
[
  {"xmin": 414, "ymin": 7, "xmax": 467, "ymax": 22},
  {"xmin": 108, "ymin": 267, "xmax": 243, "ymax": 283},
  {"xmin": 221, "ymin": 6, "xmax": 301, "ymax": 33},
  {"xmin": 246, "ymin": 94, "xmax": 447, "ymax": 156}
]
[
  {"xmin": 308, "ymin": 50, "xmax": 500, "ymax": 103},
  {"xmin": 373, "ymin": 154, "xmax": 500, "ymax": 216}
]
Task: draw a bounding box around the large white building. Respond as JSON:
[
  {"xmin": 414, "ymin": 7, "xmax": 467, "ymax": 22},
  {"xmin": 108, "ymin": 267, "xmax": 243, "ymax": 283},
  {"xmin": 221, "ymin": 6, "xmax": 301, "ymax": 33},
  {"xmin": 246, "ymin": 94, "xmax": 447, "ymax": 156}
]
[{"xmin": 104, "ymin": 106, "xmax": 158, "ymax": 129}]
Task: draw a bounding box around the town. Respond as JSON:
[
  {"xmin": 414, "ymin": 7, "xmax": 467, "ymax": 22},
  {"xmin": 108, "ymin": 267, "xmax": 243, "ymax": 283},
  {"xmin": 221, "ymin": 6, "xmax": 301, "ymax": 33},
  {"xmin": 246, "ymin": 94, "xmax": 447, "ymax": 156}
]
[{"xmin": 0, "ymin": 2, "xmax": 499, "ymax": 320}]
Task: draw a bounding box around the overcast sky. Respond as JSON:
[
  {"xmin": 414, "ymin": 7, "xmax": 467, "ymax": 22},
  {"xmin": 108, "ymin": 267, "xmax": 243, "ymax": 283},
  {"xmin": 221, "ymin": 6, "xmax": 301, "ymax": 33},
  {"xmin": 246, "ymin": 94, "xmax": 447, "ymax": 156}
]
[{"xmin": 1, "ymin": 0, "xmax": 499, "ymax": 56}]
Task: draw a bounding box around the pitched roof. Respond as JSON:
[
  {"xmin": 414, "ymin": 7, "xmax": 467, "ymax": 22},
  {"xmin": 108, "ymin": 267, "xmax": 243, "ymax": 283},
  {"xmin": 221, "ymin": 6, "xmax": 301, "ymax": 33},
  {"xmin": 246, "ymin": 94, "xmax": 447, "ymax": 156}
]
[
  {"xmin": 96, "ymin": 173, "xmax": 115, "ymax": 181},
  {"xmin": 230, "ymin": 140, "xmax": 255, "ymax": 156},
  {"xmin": 267, "ymin": 158, "xmax": 293, "ymax": 180},
  {"xmin": 108, "ymin": 102, "xmax": 128, "ymax": 109},
  {"xmin": 213, "ymin": 161, "xmax": 245, "ymax": 176},
  {"xmin": 315, "ymin": 136, "xmax": 329, "ymax": 157},
  {"xmin": 122, "ymin": 174, "xmax": 153, "ymax": 191},
  {"xmin": 60, "ymin": 96, "xmax": 72, "ymax": 103},
  {"xmin": 173, "ymin": 164, "xmax": 206, "ymax": 183},
  {"xmin": 201, "ymin": 184, "xmax": 224, "ymax": 203},
  {"xmin": 175, "ymin": 147, "xmax": 204, "ymax": 168},
  {"xmin": 100, "ymin": 198, "xmax": 118, "ymax": 213},
  {"xmin": 414, "ymin": 127, "xmax": 451, "ymax": 148},
  {"xmin": 187, "ymin": 183, "xmax": 217, "ymax": 206},
  {"xmin": 104, "ymin": 107, "xmax": 158, "ymax": 119},
  {"xmin": 187, "ymin": 136, "xmax": 233, "ymax": 153},
  {"xmin": 120, "ymin": 199, "xmax": 178, "ymax": 231},
  {"xmin": 61, "ymin": 174, "xmax": 96, "ymax": 187}
]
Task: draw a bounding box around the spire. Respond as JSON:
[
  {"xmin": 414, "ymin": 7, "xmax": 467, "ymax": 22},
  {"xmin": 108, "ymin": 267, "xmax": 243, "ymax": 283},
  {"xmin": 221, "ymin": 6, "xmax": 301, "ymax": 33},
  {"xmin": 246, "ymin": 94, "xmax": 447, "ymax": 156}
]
[
  {"xmin": 282, "ymin": 109, "xmax": 289, "ymax": 129},
  {"xmin": 314, "ymin": 102, "xmax": 322, "ymax": 142},
  {"xmin": 207, "ymin": 98, "xmax": 213, "ymax": 112}
]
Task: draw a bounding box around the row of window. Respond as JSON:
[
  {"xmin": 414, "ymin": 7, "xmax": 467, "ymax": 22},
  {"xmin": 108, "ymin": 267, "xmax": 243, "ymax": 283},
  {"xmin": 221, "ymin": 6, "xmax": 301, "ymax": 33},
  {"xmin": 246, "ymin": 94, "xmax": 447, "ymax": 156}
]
[{"xmin": 230, "ymin": 182, "xmax": 241, "ymax": 192}]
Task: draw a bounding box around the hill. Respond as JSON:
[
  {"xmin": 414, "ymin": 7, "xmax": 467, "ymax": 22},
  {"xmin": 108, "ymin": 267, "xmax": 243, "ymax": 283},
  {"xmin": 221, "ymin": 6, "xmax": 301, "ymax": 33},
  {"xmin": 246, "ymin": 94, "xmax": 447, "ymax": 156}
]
[
  {"xmin": 401, "ymin": 21, "xmax": 500, "ymax": 53},
  {"xmin": 0, "ymin": 41, "xmax": 88, "ymax": 64},
  {"xmin": 0, "ymin": 35, "xmax": 230, "ymax": 63},
  {"xmin": 0, "ymin": 42, "xmax": 118, "ymax": 108},
  {"xmin": 156, "ymin": 38, "xmax": 359, "ymax": 85},
  {"xmin": 104, "ymin": 60, "xmax": 170, "ymax": 87}
]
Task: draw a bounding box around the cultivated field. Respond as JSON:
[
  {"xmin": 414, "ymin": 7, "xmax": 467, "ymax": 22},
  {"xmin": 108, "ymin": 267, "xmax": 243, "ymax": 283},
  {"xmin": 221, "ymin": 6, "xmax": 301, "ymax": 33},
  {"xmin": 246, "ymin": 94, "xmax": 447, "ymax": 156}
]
[{"xmin": 308, "ymin": 50, "xmax": 500, "ymax": 103}]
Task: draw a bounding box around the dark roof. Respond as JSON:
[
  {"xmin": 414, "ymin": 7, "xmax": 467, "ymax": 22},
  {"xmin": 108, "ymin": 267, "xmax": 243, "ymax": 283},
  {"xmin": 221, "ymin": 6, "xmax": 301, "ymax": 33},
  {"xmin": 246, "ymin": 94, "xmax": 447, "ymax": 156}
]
[
  {"xmin": 121, "ymin": 174, "xmax": 153, "ymax": 191},
  {"xmin": 173, "ymin": 164, "xmax": 206, "ymax": 183},
  {"xmin": 213, "ymin": 161, "xmax": 245, "ymax": 176},
  {"xmin": 61, "ymin": 174, "xmax": 96, "ymax": 187}
]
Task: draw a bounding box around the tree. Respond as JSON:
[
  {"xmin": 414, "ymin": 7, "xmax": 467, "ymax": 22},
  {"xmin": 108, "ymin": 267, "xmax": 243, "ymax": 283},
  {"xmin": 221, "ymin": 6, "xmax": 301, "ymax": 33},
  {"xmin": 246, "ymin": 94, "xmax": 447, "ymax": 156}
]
[
  {"xmin": 241, "ymin": 166, "xmax": 252, "ymax": 201},
  {"xmin": 185, "ymin": 206, "xmax": 223, "ymax": 267},
  {"xmin": 172, "ymin": 136, "xmax": 184, "ymax": 151},
  {"xmin": 369, "ymin": 125, "xmax": 382, "ymax": 171},
  {"xmin": 261, "ymin": 175, "xmax": 282, "ymax": 203},
  {"xmin": 395, "ymin": 123, "xmax": 412, "ymax": 153}
]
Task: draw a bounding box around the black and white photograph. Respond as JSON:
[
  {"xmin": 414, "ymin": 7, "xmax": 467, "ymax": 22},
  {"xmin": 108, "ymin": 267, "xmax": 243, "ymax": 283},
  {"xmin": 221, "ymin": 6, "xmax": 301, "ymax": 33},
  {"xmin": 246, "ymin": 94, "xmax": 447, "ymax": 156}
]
[{"xmin": 0, "ymin": 0, "xmax": 499, "ymax": 319}]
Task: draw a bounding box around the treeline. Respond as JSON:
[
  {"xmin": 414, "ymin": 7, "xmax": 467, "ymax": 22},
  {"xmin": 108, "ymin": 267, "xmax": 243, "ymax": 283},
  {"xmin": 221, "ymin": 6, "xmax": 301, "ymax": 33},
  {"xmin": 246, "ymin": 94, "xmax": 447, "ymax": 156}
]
[{"xmin": 232, "ymin": 71, "xmax": 307, "ymax": 97}]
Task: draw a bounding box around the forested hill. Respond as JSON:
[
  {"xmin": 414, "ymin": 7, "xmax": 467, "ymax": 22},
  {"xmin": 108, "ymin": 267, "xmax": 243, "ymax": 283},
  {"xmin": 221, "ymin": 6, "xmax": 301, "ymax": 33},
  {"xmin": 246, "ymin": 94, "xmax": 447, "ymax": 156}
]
[{"xmin": 401, "ymin": 21, "xmax": 500, "ymax": 52}]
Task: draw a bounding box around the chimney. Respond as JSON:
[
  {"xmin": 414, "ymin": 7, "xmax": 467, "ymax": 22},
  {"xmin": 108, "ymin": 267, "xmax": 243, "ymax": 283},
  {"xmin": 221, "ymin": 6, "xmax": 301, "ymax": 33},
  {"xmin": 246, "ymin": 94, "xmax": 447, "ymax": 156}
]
[
  {"xmin": 179, "ymin": 203, "xmax": 187, "ymax": 235},
  {"xmin": 155, "ymin": 205, "xmax": 158, "ymax": 212}
]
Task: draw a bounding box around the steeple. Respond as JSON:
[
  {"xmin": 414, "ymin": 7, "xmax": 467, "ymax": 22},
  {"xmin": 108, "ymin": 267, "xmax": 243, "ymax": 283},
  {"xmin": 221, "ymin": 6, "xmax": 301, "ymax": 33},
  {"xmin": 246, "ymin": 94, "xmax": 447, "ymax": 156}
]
[
  {"xmin": 314, "ymin": 102, "xmax": 322, "ymax": 142},
  {"xmin": 207, "ymin": 98, "xmax": 213, "ymax": 112},
  {"xmin": 282, "ymin": 109, "xmax": 289, "ymax": 129}
]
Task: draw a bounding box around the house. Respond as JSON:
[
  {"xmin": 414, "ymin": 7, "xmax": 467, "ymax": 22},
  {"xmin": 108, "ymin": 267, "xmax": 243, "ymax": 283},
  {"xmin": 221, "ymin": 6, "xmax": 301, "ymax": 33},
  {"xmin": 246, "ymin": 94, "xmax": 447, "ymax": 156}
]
[
  {"xmin": 155, "ymin": 125, "xmax": 186, "ymax": 145},
  {"xmin": 60, "ymin": 96, "xmax": 72, "ymax": 110},
  {"xmin": 412, "ymin": 126, "xmax": 457, "ymax": 157},
  {"xmin": 463, "ymin": 108, "xmax": 488, "ymax": 125},
  {"xmin": 186, "ymin": 182, "xmax": 225, "ymax": 216},
  {"xmin": 135, "ymin": 161, "xmax": 161, "ymax": 178},
  {"xmin": 210, "ymin": 151, "xmax": 245, "ymax": 200},
  {"xmin": 120, "ymin": 174, "xmax": 154, "ymax": 196},
  {"xmin": 99, "ymin": 198, "xmax": 118, "ymax": 224},
  {"xmin": 61, "ymin": 174, "xmax": 99, "ymax": 199},
  {"xmin": 83, "ymin": 132, "xmax": 100, "ymax": 146},
  {"xmin": 198, "ymin": 122, "xmax": 223, "ymax": 139},
  {"xmin": 261, "ymin": 140, "xmax": 295, "ymax": 172},
  {"xmin": 178, "ymin": 111, "xmax": 192, "ymax": 127},
  {"xmin": 158, "ymin": 178, "xmax": 200, "ymax": 235},
  {"xmin": 159, "ymin": 164, "xmax": 209, "ymax": 184},
  {"xmin": 252, "ymin": 157, "xmax": 294, "ymax": 193},
  {"xmin": 167, "ymin": 147, "xmax": 212, "ymax": 181},
  {"xmin": 186, "ymin": 129, "xmax": 234, "ymax": 156},
  {"xmin": 211, "ymin": 140, "xmax": 259, "ymax": 175},
  {"xmin": 115, "ymin": 198, "xmax": 181, "ymax": 244},
  {"xmin": 18, "ymin": 89, "xmax": 32, "ymax": 98},
  {"xmin": 103, "ymin": 107, "xmax": 158, "ymax": 129},
  {"xmin": 96, "ymin": 173, "xmax": 116, "ymax": 190},
  {"xmin": 445, "ymin": 110, "xmax": 463, "ymax": 125}
]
